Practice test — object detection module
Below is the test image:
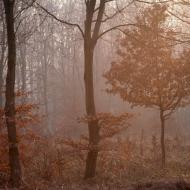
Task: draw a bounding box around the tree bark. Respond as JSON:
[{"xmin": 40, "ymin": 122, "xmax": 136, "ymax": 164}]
[
  {"xmin": 160, "ymin": 110, "xmax": 166, "ymax": 167},
  {"xmin": 84, "ymin": 41, "xmax": 100, "ymax": 178},
  {"xmin": 42, "ymin": 40, "xmax": 51, "ymax": 135},
  {"xmin": 3, "ymin": 0, "xmax": 22, "ymax": 187},
  {"xmin": 0, "ymin": 9, "xmax": 6, "ymax": 108},
  {"xmin": 83, "ymin": 0, "xmax": 105, "ymax": 179},
  {"xmin": 0, "ymin": 55, "xmax": 4, "ymax": 108},
  {"xmin": 20, "ymin": 43, "xmax": 27, "ymax": 93},
  {"xmin": 140, "ymin": 129, "xmax": 144, "ymax": 157}
]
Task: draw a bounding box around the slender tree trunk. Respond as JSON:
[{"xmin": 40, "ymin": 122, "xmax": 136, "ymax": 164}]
[
  {"xmin": 20, "ymin": 44, "xmax": 27, "ymax": 93},
  {"xmin": 3, "ymin": 0, "xmax": 22, "ymax": 187},
  {"xmin": 29, "ymin": 61, "xmax": 34, "ymax": 101},
  {"xmin": 0, "ymin": 61, "xmax": 4, "ymax": 108},
  {"xmin": 160, "ymin": 110, "xmax": 166, "ymax": 167},
  {"xmin": 43, "ymin": 40, "xmax": 50, "ymax": 135},
  {"xmin": 83, "ymin": 0, "xmax": 105, "ymax": 179},
  {"xmin": 0, "ymin": 11, "xmax": 6, "ymax": 108},
  {"xmin": 84, "ymin": 42, "xmax": 100, "ymax": 178},
  {"xmin": 140, "ymin": 129, "xmax": 144, "ymax": 157}
]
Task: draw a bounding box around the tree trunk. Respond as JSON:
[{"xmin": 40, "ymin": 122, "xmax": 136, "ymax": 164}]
[
  {"xmin": 140, "ymin": 129, "xmax": 144, "ymax": 157},
  {"xmin": 160, "ymin": 110, "xmax": 166, "ymax": 167},
  {"xmin": 0, "ymin": 61, "xmax": 4, "ymax": 108},
  {"xmin": 83, "ymin": 0, "xmax": 105, "ymax": 179},
  {"xmin": 20, "ymin": 44, "xmax": 27, "ymax": 93},
  {"xmin": 3, "ymin": 0, "xmax": 22, "ymax": 187},
  {"xmin": 0, "ymin": 10, "xmax": 6, "ymax": 108},
  {"xmin": 43, "ymin": 40, "xmax": 51, "ymax": 135},
  {"xmin": 84, "ymin": 41, "xmax": 100, "ymax": 179}
]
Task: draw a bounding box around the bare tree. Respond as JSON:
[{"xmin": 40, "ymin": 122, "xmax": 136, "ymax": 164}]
[
  {"xmin": 0, "ymin": 1, "xmax": 6, "ymax": 108},
  {"xmin": 2, "ymin": 0, "xmax": 22, "ymax": 186},
  {"xmin": 36, "ymin": 0, "xmax": 133, "ymax": 178}
]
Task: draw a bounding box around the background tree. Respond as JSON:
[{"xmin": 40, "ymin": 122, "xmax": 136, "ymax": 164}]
[
  {"xmin": 104, "ymin": 4, "xmax": 190, "ymax": 167},
  {"xmin": 0, "ymin": 1, "xmax": 6, "ymax": 108},
  {"xmin": 1, "ymin": 0, "xmax": 36, "ymax": 186},
  {"xmin": 2, "ymin": 0, "xmax": 22, "ymax": 186}
]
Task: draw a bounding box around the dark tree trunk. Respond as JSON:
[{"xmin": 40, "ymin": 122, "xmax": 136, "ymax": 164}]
[
  {"xmin": 42, "ymin": 40, "xmax": 50, "ymax": 135},
  {"xmin": 0, "ymin": 58, "xmax": 4, "ymax": 108},
  {"xmin": 140, "ymin": 129, "xmax": 144, "ymax": 157},
  {"xmin": 0, "ymin": 9, "xmax": 6, "ymax": 108},
  {"xmin": 20, "ymin": 44, "xmax": 27, "ymax": 93},
  {"xmin": 2, "ymin": 0, "xmax": 22, "ymax": 187},
  {"xmin": 160, "ymin": 110, "xmax": 166, "ymax": 167},
  {"xmin": 84, "ymin": 42, "xmax": 100, "ymax": 178},
  {"xmin": 83, "ymin": 0, "xmax": 105, "ymax": 179},
  {"xmin": 29, "ymin": 60, "xmax": 34, "ymax": 101}
]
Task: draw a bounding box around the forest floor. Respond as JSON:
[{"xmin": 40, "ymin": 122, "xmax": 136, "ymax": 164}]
[
  {"xmin": 1, "ymin": 140, "xmax": 190, "ymax": 189},
  {"xmin": 1, "ymin": 180, "xmax": 188, "ymax": 190},
  {"xmin": 1, "ymin": 170, "xmax": 190, "ymax": 190},
  {"xmin": 20, "ymin": 179, "xmax": 190, "ymax": 190}
]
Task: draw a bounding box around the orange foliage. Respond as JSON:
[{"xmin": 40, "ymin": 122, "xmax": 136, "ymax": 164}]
[
  {"xmin": 104, "ymin": 4, "xmax": 190, "ymax": 115},
  {"xmin": 58, "ymin": 112, "xmax": 132, "ymax": 153},
  {"xmin": 0, "ymin": 92, "xmax": 41, "ymax": 172},
  {"xmin": 78, "ymin": 112, "xmax": 132, "ymax": 140}
]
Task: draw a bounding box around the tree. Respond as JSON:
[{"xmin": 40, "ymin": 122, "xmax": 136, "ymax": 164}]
[
  {"xmin": 83, "ymin": 0, "xmax": 106, "ymax": 179},
  {"xmin": 37, "ymin": 0, "xmax": 133, "ymax": 178},
  {"xmin": 0, "ymin": 1, "xmax": 6, "ymax": 108},
  {"xmin": 104, "ymin": 4, "xmax": 190, "ymax": 167},
  {"xmin": 2, "ymin": 0, "xmax": 22, "ymax": 186},
  {"xmin": 2, "ymin": 0, "xmax": 36, "ymax": 186}
]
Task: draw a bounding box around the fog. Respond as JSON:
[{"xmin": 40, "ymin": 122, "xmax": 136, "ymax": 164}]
[{"xmin": 1, "ymin": 0, "xmax": 190, "ymax": 189}]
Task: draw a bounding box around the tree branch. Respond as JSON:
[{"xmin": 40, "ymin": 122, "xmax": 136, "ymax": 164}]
[
  {"xmin": 15, "ymin": 0, "xmax": 36, "ymax": 20},
  {"xmin": 97, "ymin": 23, "xmax": 138, "ymax": 40},
  {"xmin": 35, "ymin": 2, "xmax": 85, "ymax": 39},
  {"xmin": 167, "ymin": 9, "xmax": 190, "ymax": 25},
  {"xmin": 135, "ymin": 0, "xmax": 171, "ymax": 4}
]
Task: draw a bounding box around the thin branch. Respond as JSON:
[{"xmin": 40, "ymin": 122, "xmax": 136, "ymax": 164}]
[
  {"xmin": 135, "ymin": 0, "xmax": 171, "ymax": 4},
  {"xmin": 97, "ymin": 23, "xmax": 138, "ymax": 40},
  {"xmin": 35, "ymin": 2, "xmax": 84, "ymax": 39},
  {"xmin": 167, "ymin": 10, "xmax": 190, "ymax": 25},
  {"xmin": 101, "ymin": 5, "xmax": 127, "ymax": 23},
  {"xmin": 14, "ymin": 0, "xmax": 36, "ymax": 20}
]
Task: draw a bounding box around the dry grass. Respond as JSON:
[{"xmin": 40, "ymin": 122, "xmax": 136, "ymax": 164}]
[{"xmin": 1, "ymin": 138, "xmax": 190, "ymax": 189}]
